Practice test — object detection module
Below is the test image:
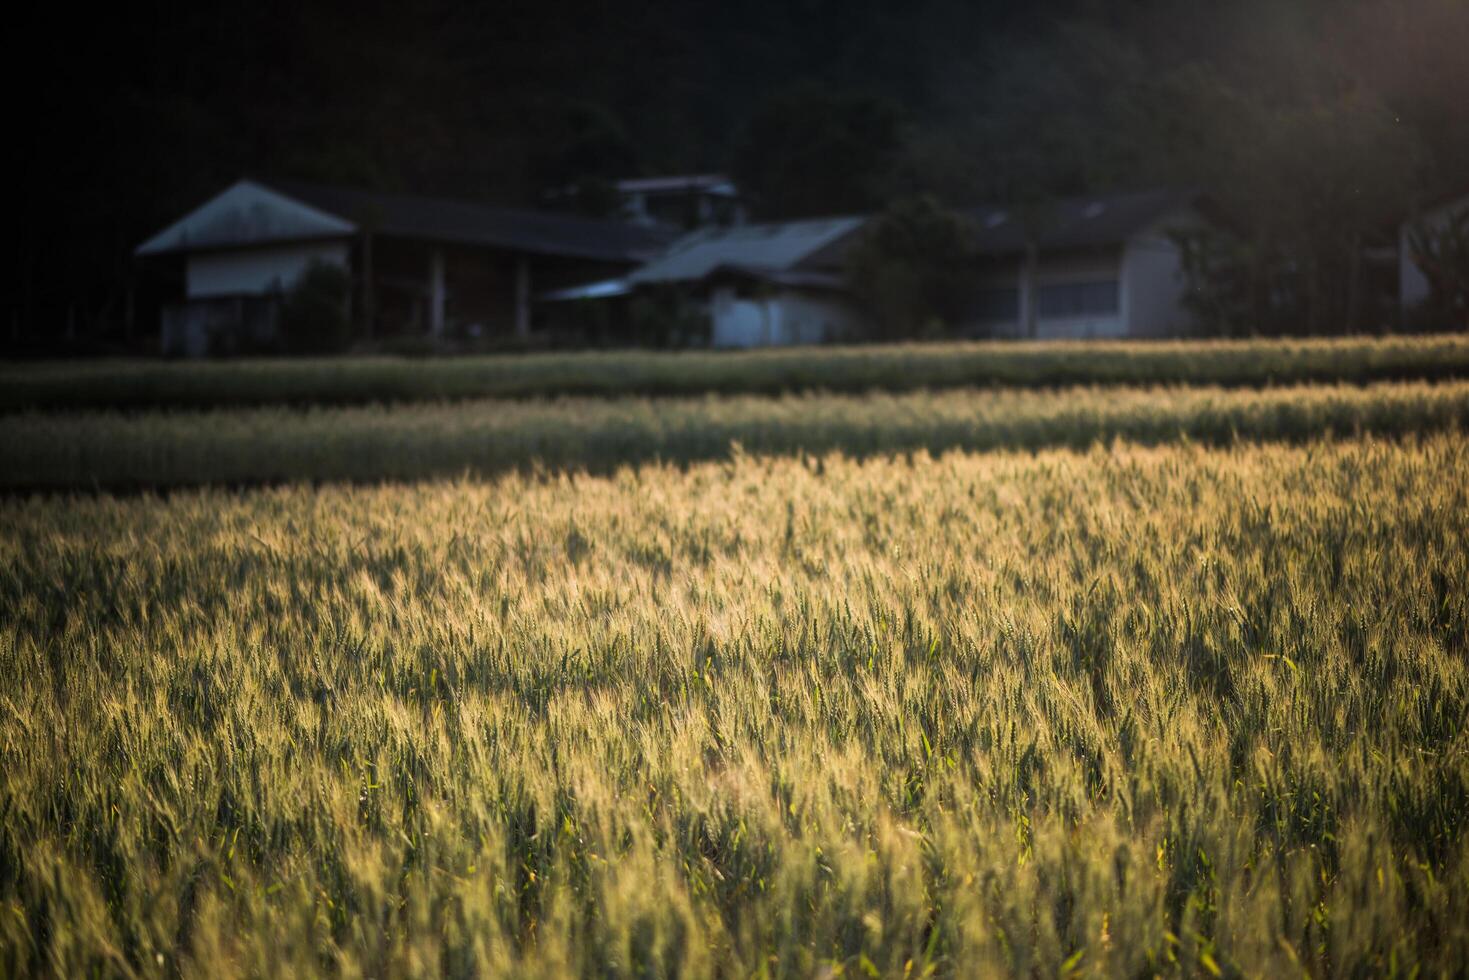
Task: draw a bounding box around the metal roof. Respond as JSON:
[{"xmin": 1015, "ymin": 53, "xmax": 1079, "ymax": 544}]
[
  {"xmin": 966, "ymin": 189, "xmax": 1200, "ymax": 254},
  {"xmin": 138, "ymin": 178, "xmax": 675, "ymax": 263},
  {"xmin": 136, "ymin": 180, "xmax": 357, "ymax": 256},
  {"xmin": 538, "ymin": 278, "xmax": 632, "ymax": 302},
  {"xmin": 615, "ymin": 174, "xmax": 739, "ymax": 197},
  {"xmin": 627, "ymin": 216, "xmax": 866, "ymax": 285},
  {"xmin": 265, "ymin": 178, "xmax": 675, "ymax": 263}
]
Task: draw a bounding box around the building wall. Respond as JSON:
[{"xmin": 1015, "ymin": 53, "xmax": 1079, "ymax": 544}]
[
  {"xmin": 161, "ymin": 296, "xmax": 280, "ymax": 357},
  {"xmin": 1401, "ymin": 194, "xmax": 1469, "ymax": 313},
  {"xmin": 709, "ymin": 287, "xmax": 861, "ymax": 347},
  {"xmin": 970, "ymin": 250, "xmax": 1126, "ymax": 339},
  {"xmin": 1120, "ymin": 214, "xmax": 1197, "ymax": 337},
  {"xmin": 961, "ymin": 210, "xmax": 1201, "ymax": 339},
  {"xmin": 186, "ymin": 242, "xmax": 350, "ymax": 299}
]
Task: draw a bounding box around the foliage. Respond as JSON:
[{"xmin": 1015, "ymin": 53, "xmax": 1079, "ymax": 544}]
[
  {"xmin": 3, "ymin": 436, "xmax": 1469, "ymax": 976},
  {"xmin": 279, "ymin": 260, "xmax": 353, "ymax": 355},
  {"xmin": 847, "ymin": 198, "xmax": 979, "ymax": 340},
  {"xmin": 6, "ymin": 380, "xmax": 1469, "ymax": 491},
  {"xmin": 626, "ymin": 286, "xmax": 710, "ymax": 349},
  {"xmin": 1171, "ymin": 227, "xmax": 1289, "ymax": 338},
  {"xmin": 1407, "ymin": 205, "xmax": 1469, "ymax": 330},
  {"xmin": 733, "ymin": 84, "xmax": 906, "ymax": 219},
  {"xmin": 1171, "ymin": 80, "xmax": 1420, "ymax": 336}
]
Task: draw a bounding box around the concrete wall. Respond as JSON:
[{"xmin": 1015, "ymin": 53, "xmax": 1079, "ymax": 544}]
[
  {"xmin": 710, "ymin": 287, "xmax": 862, "ymax": 347},
  {"xmin": 1120, "ymin": 213, "xmax": 1197, "ymax": 337},
  {"xmin": 186, "ymin": 242, "xmax": 350, "ymax": 299},
  {"xmin": 161, "ymin": 296, "xmax": 280, "ymax": 357}
]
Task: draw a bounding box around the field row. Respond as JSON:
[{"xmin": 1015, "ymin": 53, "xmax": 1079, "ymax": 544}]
[
  {"xmin": 7, "ymin": 335, "xmax": 1469, "ymax": 410},
  {"xmin": 5, "ymin": 380, "xmax": 1469, "ymax": 490},
  {"xmin": 3, "ymin": 438, "xmax": 1467, "ymax": 976}
]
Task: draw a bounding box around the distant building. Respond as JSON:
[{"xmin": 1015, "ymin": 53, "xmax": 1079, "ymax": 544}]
[
  {"xmin": 136, "ymin": 178, "xmax": 670, "ymax": 356},
  {"xmin": 614, "ymin": 175, "xmax": 748, "ymax": 230},
  {"xmin": 546, "ymin": 190, "xmax": 1212, "ymax": 347},
  {"xmin": 138, "ymin": 179, "xmax": 1214, "ymax": 354},
  {"xmin": 624, "ymin": 216, "xmax": 870, "ymax": 347},
  {"xmin": 960, "ymin": 189, "xmax": 1207, "ymax": 339}
]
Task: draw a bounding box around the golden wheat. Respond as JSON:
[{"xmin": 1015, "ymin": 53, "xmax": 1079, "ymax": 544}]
[
  {"xmin": 6, "ymin": 380, "xmax": 1469, "ymax": 490},
  {"xmin": 6, "ymin": 334, "xmax": 1469, "ymax": 411},
  {"xmin": 2, "ymin": 434, "xmax": 1467, "ymax": 976}
]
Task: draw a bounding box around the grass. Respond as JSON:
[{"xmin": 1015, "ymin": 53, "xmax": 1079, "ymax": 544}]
[
  {"xmin": 7, "ymin": 379, "xmax": 1469, "ymax": 490},
  {"xmin": 2, "ymin": 436, "xmax": 1467, "ymax": 976},
  {"xmin": 7, "ymin": 334, "xmax": 1469, "ymax": 410}
]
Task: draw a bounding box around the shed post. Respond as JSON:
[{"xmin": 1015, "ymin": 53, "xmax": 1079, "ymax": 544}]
[
  {"xmin": 515, "ymin": 257, "xmax": 531, "ymax": 338},
  {"xmin": 428, "ymin": 248, "xmax": 446, "ymax": 338},
  {"xmin": 361, "ymin": 232, "xmax": 375, "ymax": 339},
  {"xmin": 1018, "ymin": 246, "xmax": 1037, "ymax": 339}
]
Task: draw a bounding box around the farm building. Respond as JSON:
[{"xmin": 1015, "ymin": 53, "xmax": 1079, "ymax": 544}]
[
  {"xmin": 613, "ymin": 174, "xmax": 748, "ymax": 230},
  {"xmin": 135, "ymin": 178, "xmax": 671, "ymax": 356},
  {"xmin": 619, "ymin": 216, "xmax": 871, "ymax": 347},
  {"xmin": 959, "ymin": 189, "xmax": 1206, "ymax": 339}
]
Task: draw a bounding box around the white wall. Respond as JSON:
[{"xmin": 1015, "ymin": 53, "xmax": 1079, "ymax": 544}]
[
  {"xmin": 1121, "ymin": 214, "xmax": 1197, "ymax": 337},
  {"xmin": 186, "ymin": 242, "xmax": 350, "ymax": 299},
  {"xmin": 1401, "ymin": 194, "xmax": 1469, "ymax": 313},
  {"xmin": 710, "ymin": 287, "xmax": 861, "ymax": 347}
]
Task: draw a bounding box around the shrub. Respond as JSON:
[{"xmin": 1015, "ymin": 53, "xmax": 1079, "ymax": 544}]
[
  {"xmin": 280, "ymin": 259, "xmax": 352, "ymax": 354},
  {"xmin": 847, "ymin": 197, "xmax": 979, "ymax": 340}
]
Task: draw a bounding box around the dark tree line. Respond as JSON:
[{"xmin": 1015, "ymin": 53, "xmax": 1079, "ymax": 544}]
[{"xmin": 6, "ymin": 0, "xmax": 1469, "ymax": 349}]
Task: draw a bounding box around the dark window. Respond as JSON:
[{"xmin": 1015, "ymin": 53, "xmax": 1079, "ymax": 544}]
[
  {"xmin": 1037, "ymin": 281, "xmax": 1119, "ymax": 318},
  {"xmin": 971, "ymin": 287, "xmax": 1019, "ymax": 321}
]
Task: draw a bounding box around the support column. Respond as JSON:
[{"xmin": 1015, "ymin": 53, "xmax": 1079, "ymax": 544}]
[
  {"xmin": 515, "ymin": 257, "xmax": 531, "ymax": 339},
  {"xmin": 1018, "ymin": 244, "xmax": 1037, "ymax": 339},
  {"xmin": 428, "ymin": 248, "xmax": 445, "ymax": 339},
  {"xmin": 361, "ymin": 232, "xmax": 375, "ymax": 339}
]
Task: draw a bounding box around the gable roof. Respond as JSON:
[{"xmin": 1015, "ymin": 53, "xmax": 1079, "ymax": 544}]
[
  {"xmin": 627, "ymin": 216, "xmax": 866, "ymax": 285},
  {"xmin": 615, "ymin": 174, "xmax": 740, "ymax": 198},
  {"xmin": 136, "ymin": 180, "xmax": 357, "ymax": 256},
  {"xmin": 966, "ymin": 188, "xmax": 1200, "ymax": 254},
  {"xmin": 137, "ymin": 178, "xmax": 674, "ymax": 263}
]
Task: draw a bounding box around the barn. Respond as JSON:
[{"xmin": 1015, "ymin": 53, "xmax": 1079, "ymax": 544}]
[
  {"xmin": 622, "ymin": 216, "xmax": 871, "ymax": 347},
  {"xmin": 958, "ymin": 189, "xmax": 1208, "ymax": 339},
  {"xmin": 136, "ymin": 178, "xmax": 671, "ymax": 355}
]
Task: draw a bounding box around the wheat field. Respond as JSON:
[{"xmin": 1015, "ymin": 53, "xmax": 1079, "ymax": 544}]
[
  {"xmin": 3, "ymin": 434, "xmax": 1467, "ymax": 977},
  {"xmin": 8, "ymin": 380, "xmax": 1469, "ymax": 491},
  {"xmin": 7, "ymin": 334, "xmax": 1469, "ymax": 411}
]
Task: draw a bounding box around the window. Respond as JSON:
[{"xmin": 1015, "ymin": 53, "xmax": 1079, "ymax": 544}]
[
  {"xmin": 970, "ymin": 287, "xmax": 1019, "ymax": 322},
  {"xmin": 1037, "ymin": 281, "xmax": 1118, "ymax": 318}
]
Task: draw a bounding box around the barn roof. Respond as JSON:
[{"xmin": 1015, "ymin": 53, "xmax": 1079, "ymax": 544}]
[
  {"xmin": 614, "ymin": 174, "xmax": 739, "ymax": 197},
  {"xmin": 137, "ymin": 178, "xmax": 674, "ymax": 263},
  {"xmin": 627, "ymin": 216, "xmax": 866, "ymax": 285},
  {"xmin": 965, "ymin": 188, "xmax": 1201, "ymax": 254}
]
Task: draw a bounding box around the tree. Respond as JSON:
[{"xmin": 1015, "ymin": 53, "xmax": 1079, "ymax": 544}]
[
  {"xmin": 1407, "ymin": 206, "xmax": 1469, "ymax": 330},
  {"xmin": 280, "ymin": 261, "xmax": 352, "ymax": 354},
  {"xmin": 733, "ymin": 84, "xmax": 906, "ymax": 219},
  {"xmin": 847, "ymin": 197, "xmax": 978, "ymax": 340}
]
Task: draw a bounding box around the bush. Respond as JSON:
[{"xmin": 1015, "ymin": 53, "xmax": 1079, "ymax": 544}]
[
  {"xmin": 847, "ymin": 197, "xmax": 979, "ymax": 340},
  {"xmin": 628, "ymin": 285, "xmax": 709, "ymax": 348},
  {"xmin": 280, "ymin": 260, "xmax": 352, "ymax": 354},
  {"xmin": 1407, "ymin": 205, "xmax": 1469, "ymax": 331}
]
